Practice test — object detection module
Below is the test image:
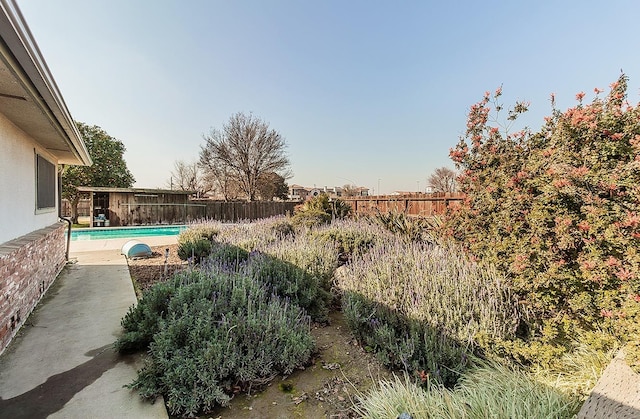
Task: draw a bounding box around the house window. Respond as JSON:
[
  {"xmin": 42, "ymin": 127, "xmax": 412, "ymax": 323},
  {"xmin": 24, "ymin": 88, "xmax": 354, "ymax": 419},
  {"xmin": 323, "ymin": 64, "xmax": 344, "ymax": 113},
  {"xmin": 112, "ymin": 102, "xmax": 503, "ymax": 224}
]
[{"xmin": 36, "ymin": 154, "xmax": 56, "ymax": 210}]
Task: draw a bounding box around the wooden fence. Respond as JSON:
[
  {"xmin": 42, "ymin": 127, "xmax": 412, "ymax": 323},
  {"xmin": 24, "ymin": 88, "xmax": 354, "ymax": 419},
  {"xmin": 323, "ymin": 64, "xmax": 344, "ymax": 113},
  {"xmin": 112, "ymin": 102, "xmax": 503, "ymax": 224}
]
[
  {"xmin": 61, "ymin": 199, "xmax": 90, "ymax": 217},
  {"xmin": 63, "ymin": 194, "xmax": 463, "ymax": 222},
  {"xmin": 343, "ymin": 192, "xmax": 464, "ymax": 216},
  {"xmin": 61, "ymin": 199, "xmax": 299, "ymax": 224},
  {"xmin": 193, "ymin": 200, "xmax": 299, "ymax": 223}
]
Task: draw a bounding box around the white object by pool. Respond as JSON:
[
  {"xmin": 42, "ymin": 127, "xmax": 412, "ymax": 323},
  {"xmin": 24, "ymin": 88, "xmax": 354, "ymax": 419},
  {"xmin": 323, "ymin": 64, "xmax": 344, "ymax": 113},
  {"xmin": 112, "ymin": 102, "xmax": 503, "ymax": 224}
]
[{"xmin": 121, "ymin": 240, "xmax": 153, "ymax": 259}]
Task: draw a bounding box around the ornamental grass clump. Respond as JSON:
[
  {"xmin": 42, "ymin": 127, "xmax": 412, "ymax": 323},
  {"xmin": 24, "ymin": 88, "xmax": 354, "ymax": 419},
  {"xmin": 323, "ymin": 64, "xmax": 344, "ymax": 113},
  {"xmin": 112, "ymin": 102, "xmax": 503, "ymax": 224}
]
[
  {"xmin": 120, "ymin": 269, "xmax": 314, "ymax": 417},
  {"xmin": 335, "ymin": 237, "xmax": 521, "ymax": 386},
  {"xmin": 356, "ymin": 361, "xmax": 581, "ymax": 419}
]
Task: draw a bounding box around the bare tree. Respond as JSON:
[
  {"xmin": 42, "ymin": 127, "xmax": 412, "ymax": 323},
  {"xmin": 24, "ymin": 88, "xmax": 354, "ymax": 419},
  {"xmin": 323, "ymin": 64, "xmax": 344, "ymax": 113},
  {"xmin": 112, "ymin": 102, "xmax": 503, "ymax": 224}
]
[
  {"xmin": 207, "ymin": 164, "xmax": 242, "ymax": 201},
  {"xmin": 257, "ymin": 172, "xmax": 288, "ymax": 201},
  {"xmin": 428, "ymin": 167, "xmax": 458, "ymax": 193},
  {"xmin": 341, "ymin": 184, "xmax": 359, "ymax": 197},
  {"xmin": 199, "ymin": 112, "xmax": 291, "ymax": 201},
  {"xmin": 167, "ymin": 160, "xmax": 211, "ymax": 197}
]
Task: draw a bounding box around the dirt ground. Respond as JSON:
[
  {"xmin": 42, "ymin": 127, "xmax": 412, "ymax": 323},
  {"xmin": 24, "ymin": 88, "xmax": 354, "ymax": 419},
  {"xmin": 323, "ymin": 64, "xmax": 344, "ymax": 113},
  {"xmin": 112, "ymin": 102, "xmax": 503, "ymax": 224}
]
[{"xmin": 126, "ymin": 245, "xmax": 392, "ymax": 418}]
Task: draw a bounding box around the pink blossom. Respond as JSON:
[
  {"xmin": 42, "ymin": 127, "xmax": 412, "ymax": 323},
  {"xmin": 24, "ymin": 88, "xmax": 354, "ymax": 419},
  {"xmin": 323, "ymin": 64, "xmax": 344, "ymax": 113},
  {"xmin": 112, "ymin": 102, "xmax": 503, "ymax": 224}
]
[
  {"xmin": 606, "ymin": 256, "xmax": 620, "ymax": 267},
  {"xmin": 552, "ymin": 178, "xmax": 570, "ymax": 188},
  {"xmin": 616, "ymin": 268, "xmax": 633, "ymax": 281},
  {"xmin": 601, "ymin": 309, "xmax": 613, "ymax": 318},
  {"xmin": 572, "ymin": 166, "xmax": 589, "ymax": 177}
]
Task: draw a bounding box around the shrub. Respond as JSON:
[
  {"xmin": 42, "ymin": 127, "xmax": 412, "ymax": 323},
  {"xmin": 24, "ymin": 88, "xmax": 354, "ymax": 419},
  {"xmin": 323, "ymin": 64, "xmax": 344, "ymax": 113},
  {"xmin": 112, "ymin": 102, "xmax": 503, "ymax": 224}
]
[
  {"xmin": 179, "ymin": 221, "xmax": 221, "ymax": 242},
  {"xmin": 262, "ymin": 233, "xmax": 338, "ymax": 286},
  {"xmin": 247, "ymin": 252, "xmax": 332, "ymax": 322},
  {"xmin": 176, "ymin": 221, "xmax": 221, "ymax": 262},
  {"xmin": 310, "ymin": 219, "xmax": 385, "ymax": 258},
  {"xmin": 115, "ymin": 278, "xmax": 183, "ymax": 352},
  {"xmin": 122, "ymin": 269, "xmax": 314, "ymax": 417},
  {"xmin": 335, "ymin": 238, "xmax": 521, "ymax": 386},
  {"xmin": 177, "ymin": 237, "xmax": 211, "ymax": 262},
  {"xmin": 332, "ymin": 198, "xmax": 353, "ymax": 218},
  {"xmin": 270, "ymin": 218, "xmax": 295, "ymax": 238},
  {"xmin": 188, "ymin": 219, "xmax": 336, "ymax": 322},
  {"xmin": 343, "ymin": 292, "xmax": 471, "ymax": 387},
  {"xmin": 250, "ymin": 233, "xmax": 338, "ymax": 322},
  {"xmin": 291, "ymin": 194, "xmax": 351, "ymax": 228},
  {"xmin": 447, "ymin": 75, "xmax": 640, "ymax": 367},
  {"xmin": 203, "ymin": 240, "xmax": 250, "ymax": 269},
  {"xmin": 372, "ymin": 211, "xmax": 445, "ymax": 244},
  {"xmin": 216, "ymin": 217, "xmax": 287, "ymax": 252},
  {"xmin": 291, "ymin": 208, "xmax": 331, "ymax": 229}
]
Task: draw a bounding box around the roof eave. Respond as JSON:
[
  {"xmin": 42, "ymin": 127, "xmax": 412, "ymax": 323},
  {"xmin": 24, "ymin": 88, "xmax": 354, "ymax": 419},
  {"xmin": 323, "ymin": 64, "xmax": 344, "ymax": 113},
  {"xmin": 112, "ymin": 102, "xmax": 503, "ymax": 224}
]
[{"xmin": 0, "ymin": 0, "xmax": 91, "ymax": 166}]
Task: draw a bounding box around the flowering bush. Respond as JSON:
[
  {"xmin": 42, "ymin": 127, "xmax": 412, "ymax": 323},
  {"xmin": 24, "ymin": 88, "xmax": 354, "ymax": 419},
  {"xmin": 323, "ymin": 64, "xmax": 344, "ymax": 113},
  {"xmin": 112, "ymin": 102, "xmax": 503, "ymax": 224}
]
[{"xmin": 447, "ymin": 75, "xmax": 640, "ymax": 367}]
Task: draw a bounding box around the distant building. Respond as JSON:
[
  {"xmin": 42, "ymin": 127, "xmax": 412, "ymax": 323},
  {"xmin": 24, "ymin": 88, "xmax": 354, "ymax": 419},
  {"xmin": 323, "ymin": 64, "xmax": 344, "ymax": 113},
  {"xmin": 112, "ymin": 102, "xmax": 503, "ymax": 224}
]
[
  {"xmin": 288, "ymin": 184, "xmax": 369, "ymax": 200},
  {"xmin": 349, "ymin": 186, "xmax": 370, "ymax": 197},
  {"xmin": 288, "ymin": 184, "xmax": 311, "ymax": 200}
]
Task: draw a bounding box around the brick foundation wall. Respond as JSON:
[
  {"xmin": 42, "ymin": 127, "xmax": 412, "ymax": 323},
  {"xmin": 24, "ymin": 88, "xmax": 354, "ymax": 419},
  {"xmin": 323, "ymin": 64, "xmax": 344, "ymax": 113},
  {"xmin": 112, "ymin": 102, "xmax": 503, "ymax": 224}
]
[{"xmin": 0, "ymin": 222, "xmax": 67, "ymax": 354}]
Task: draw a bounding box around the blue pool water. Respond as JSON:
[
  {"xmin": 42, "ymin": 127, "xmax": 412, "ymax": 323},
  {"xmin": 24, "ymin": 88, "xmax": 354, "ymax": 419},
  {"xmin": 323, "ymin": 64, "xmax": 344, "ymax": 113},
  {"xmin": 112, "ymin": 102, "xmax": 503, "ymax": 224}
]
[{"xmin": 71, "ymin": 225, "xmax": 187, "ymax": 241}]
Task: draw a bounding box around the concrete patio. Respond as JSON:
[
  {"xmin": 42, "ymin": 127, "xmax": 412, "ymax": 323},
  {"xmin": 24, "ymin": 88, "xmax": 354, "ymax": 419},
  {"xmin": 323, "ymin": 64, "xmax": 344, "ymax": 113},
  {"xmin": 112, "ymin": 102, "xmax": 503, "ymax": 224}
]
[{"xmin": 0, "ymin": 236, "xmax": 176, "ymax": 418}]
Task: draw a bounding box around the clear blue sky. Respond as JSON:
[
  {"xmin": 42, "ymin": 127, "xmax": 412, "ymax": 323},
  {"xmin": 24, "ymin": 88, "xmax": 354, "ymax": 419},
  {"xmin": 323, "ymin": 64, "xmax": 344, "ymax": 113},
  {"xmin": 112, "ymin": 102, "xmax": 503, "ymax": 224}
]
[{"xmin": 18, "ymin": 1, "xmax": 640, "ymax": 194}]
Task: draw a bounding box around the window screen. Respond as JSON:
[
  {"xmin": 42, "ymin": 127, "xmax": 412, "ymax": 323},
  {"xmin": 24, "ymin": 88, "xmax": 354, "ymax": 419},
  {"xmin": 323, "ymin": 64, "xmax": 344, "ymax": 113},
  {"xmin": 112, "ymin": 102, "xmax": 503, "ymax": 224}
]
[{"xmin": 36, "ymin": 154, "xmax": 56, "ymax": 210}]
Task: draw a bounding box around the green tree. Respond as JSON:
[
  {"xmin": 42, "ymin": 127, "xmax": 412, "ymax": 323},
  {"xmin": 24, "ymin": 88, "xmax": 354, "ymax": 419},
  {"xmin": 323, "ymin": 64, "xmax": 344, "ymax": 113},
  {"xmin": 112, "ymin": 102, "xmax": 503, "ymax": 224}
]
[
  {"xmin": 61, "ymin": 122, "xmax": 135, "ymax": 223},
  {"xmin": 341, "ymin": 184, "xmax": 359, "ymax": 197},
  {"xmin": 199, "ymin": 112, "xmax": 291, "ymax": 201}
]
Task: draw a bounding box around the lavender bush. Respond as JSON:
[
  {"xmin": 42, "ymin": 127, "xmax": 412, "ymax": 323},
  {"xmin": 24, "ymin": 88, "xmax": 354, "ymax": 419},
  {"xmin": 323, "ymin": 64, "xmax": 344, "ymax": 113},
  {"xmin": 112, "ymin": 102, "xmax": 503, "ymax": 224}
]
[{"xmin": 335, "ymin": 236, "xmax": 522, "ymax": 385}]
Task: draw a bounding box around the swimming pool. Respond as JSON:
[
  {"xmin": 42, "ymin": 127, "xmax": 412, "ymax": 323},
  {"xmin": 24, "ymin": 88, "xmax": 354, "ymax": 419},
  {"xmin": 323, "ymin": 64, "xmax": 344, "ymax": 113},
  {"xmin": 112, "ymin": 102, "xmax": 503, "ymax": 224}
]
[{"xmin": 71, "ymin": 225, "xmax": 187, "ymax": 241}]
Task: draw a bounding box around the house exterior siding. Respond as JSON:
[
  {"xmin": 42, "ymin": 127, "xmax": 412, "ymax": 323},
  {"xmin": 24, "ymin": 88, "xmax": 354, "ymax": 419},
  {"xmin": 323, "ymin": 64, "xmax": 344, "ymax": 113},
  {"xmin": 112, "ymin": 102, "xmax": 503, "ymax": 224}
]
[
  {"xmin": 0, "ymin": 0, "xmax": 91, "ymax": 355},
  {"xmin": 0, "ymin": 111, "xmax": 59, "ymax": 245},
  {"xmin": 0, "ymin": 222, "xmax": 66, "ymax": 353}
]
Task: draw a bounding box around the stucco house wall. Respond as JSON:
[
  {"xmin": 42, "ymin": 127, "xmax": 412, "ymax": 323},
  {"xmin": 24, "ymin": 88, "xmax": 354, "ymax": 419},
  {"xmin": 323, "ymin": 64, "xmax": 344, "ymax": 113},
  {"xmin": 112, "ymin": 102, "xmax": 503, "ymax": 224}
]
[
  {"xmin": 0, "ymin": 0, "xmax": 91, "ymax": 354},
  {"xmin": 0, "ymin": 112, "xmax": 60, "ymax": 244}
]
